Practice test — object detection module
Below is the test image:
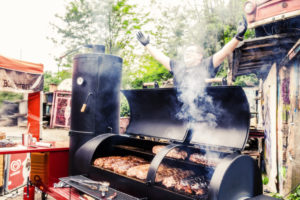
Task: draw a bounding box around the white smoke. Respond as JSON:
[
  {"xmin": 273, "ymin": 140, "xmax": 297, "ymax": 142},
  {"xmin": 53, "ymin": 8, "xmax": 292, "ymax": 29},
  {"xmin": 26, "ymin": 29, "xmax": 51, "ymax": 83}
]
[{"xmin": 172, "ymin": 53, "xmax": 218, "ymax": 128}]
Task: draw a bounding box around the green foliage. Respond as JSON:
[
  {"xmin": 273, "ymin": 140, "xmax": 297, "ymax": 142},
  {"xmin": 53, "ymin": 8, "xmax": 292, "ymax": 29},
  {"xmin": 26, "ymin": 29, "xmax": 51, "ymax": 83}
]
[
  {"xmin": 262, "ymin": 175, "xmax": 269, "ymax": 185},
  {"xmin": 51, "ymin": 0, "xmax": 259, "ymax": 90},
  {"xmin": 129, "ymin": 55, "xmax": 172, "ymax": 88},
  {"xmin": 43, "ymin": 70, "xmax": 72, "ymax": 92},
  {"xmin": 120, "ymin": 93, "xmax": 130, "ymax": 117},
  {"xmin": 233, "ymin": 73, "xmax": 258, "ymax": 87},
  {"xmin": 288, "ymin": 185, "xmax": 300, "ymax": 200},
  {"xmin": 0, "ymin": 92, "xmax": 23, "ymax": 106},
  {"xmin": 51, "ymin": 0, "xmax": 150, "ymax": 90},
  {"xmin": 271, "ymin": 193, "xmax": 283, "ymax": 199},
  {"xmin": 50, "ymin": 0, "xmax": 96, "ymax": 71}
]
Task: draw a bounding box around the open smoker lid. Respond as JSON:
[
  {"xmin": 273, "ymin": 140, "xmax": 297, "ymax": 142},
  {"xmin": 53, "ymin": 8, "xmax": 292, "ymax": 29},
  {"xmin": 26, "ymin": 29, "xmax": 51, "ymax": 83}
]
[
  {"xmin": 122, "ymin": 88, "xmax": 188, "ymax": 142},
  {"xmin": 122, "ymin": 86, "xmax": 250, "ymax": 151}
]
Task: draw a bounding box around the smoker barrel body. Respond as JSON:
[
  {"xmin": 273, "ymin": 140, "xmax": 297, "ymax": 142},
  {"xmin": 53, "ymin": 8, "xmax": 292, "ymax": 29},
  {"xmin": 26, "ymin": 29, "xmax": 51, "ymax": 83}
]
[
  {"xmin": 74, "ymin": 134, "xmax": 262, "ymax": 199},
  {"xmin": 209, "ymin": 154, "xmax": 262, "ymax": 200},
  {"xmin": 71, "ymin": 86, "xmax": 263, "ymax": 199},
  {"xmin": 69, "ymin": 51, "xmax": 122, "ymax": 175}
]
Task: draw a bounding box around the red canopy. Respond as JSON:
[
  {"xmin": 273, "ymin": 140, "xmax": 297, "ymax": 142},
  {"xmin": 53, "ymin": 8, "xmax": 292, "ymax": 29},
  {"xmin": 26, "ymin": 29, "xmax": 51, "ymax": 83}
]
[
  {"xmin": 0, "ymin": 54, "xmax": 43, "ymax": 74},
  {"xmin": 0, "ymin": 54, "xmax": 44, "ymax": 140},
  {"xmin": 0, "ymin": 54, "xmax": 44, "ymax": 93}
]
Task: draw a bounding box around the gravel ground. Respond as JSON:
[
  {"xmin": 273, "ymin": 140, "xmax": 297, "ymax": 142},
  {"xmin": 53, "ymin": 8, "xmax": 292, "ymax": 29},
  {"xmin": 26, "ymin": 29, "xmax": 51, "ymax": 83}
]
[{"xmin": 0, "ymin": 126, "xmax": 69, "ymax": 200}]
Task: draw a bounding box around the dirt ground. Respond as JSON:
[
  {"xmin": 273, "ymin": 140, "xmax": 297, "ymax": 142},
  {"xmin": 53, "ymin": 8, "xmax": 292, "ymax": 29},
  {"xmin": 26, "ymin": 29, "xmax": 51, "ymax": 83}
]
[{"xmin": 0, "ymin": 126, "xmax": 69, "ymax": 200}]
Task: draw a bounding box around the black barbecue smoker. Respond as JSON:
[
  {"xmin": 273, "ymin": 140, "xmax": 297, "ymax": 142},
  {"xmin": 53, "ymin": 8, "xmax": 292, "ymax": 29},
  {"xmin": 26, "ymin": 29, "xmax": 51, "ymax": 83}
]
[{"xmin": 67, "ymin": 45, "xmax": 268, "ymax": 200}]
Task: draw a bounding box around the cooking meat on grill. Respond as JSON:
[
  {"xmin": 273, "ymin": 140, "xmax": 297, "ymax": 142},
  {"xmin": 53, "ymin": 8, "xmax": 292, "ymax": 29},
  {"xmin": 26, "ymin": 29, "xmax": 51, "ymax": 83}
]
[
  {"xmin": 127, "ymin": 164, "xmax": 150, "ymax": 180},
  {"xmin": 154, "ymin": 165, "xmax": 197, "ymax": 191},
  {"xmin": 152, "ymin": 145, "xmax": 188, "ymax": 160},
  {"xmin": 152, "ymin": 145, "xmax": 165, "ymax": 154},
  {"xmin": 114, "ymin": 161, "xmax": 140, "ymax": 174},
  {"xmin": 190, "ymin": 176, "xmax": 207, "ymax": 195},
  {"xmin": 175, "ymin": 179, "xmax": 193, "ymax": 194},
  {"xmin": 126, "ymin": 155, "xmax": 147, "ymax": 163},
  {"xmin": 189, "ymin": 153, "xmax": 219, "ymax": 166},
  {"xmin": 175, "ymin": 176, "xmax": 207, "ymax": 195},
  {"xmin": 112, "ymin": 160, "xmax": 129, "ymax": 173},
  {"xmin": 104, "ymin": 157, "xmax": 124, "ymax": 170},
  {"xmin": 162, "ymin": 176, "xmax": 180, "ymax": 188},
  {"xmin": 93, "ymin": 157, "xmax": 105, "ymax": 167},
  {"xmin": 94, "ymin": 155, "xmax": 207, "ymax": 196},
  {"xmin": 94, "ymin": 156, "xmax": 122, "ymax": 168},
  {"xmin": 94, "ymin": 156, "xmax": 149, "ymax": 175}
]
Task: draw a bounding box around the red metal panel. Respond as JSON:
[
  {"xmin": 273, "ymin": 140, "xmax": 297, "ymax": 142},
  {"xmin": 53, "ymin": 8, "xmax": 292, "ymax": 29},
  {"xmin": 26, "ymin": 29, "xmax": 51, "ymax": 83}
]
[
  {"xmin": 245, "ymin": 0, "xmax": 300, "ymax": 26},
  {"xmin": 0, "ymin": 145, "xmax": 69, "ymax": 155},
  {"xmin": 256, "ymin": 0, "xmax": 300, "ymax": 20},
  {"xmin": 47, "ymin": 187, "xmax": 84, "ymax": 200},
  {"xmin": 28, "ymin": 92, "xmax": 41, "ymax": 141},
  {"xmin": 48, "ymin": 151, "xmax": 69, "ymax": 188}
]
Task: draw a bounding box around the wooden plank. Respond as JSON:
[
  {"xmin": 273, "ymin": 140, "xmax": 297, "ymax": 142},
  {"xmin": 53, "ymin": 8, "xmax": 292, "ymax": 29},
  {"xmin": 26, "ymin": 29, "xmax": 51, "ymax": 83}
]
[
  {"xmin": 240, "ymin": 53, "xmax": 284, "ymax": 64},
  {"xmin": 242, "ymin": 41, "xmax": 279, "ymax": 50},
  {"xmin": 235, "ymin": 69, "xmax": 269, "ymax": 76},
  {"xmin": 262, "ymin": 63, "xmax": 278, "ymax": 193},
  {"xmin": 239, "ymin": 56, "xmax": 283, "ymax": 66},
  {"xmin": 232, "ymin": 48, "xmax": 241, "ymax": 80},
  {"xmin": 239, "ymin": 61, "xmax": 271, "ymax": 68},
  {"xmin": 243, "ymin": 32, "xmax": 300, "ymax": 45},
  {"xmin": 287, "ymin": 63, "xmax": 300, "ymax": 195},
  {"xmin": 238, "ymin": 65, "xmax": 271, "ymax": 72}
]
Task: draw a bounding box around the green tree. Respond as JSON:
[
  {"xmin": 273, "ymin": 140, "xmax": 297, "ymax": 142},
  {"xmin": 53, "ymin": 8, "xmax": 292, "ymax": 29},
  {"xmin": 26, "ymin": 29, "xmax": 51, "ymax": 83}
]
[
  {"xmin": 0, "ymin": 92, "xmax": 23, "ymax": 107},
  {"xmin": 50, "ymin": 0, "xmax": 149, "ymax": 76},
  {"xmin": 136, "ymin": 0, "xmax": 256, "ymax": 86},
  {"xmin": 43, "ymin": 70, "xmax": 71, "ymax": 92},
  {"xmin": 50, "ymin": 0, "xmax": 96, "ymax": 72}
]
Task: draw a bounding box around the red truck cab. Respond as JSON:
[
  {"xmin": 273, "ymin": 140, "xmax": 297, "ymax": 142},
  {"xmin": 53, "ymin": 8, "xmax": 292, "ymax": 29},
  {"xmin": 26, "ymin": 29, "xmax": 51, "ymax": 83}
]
[{"xmin": 244, "ymin": 0, "xmax": 300, "ymax": 36}]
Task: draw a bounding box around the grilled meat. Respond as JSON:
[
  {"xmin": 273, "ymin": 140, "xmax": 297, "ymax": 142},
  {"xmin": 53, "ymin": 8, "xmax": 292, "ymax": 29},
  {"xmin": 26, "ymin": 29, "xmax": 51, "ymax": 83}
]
[
  {"xmin": 152, "ymin": 145, "xmax": 166, "ymax": 154},
  {"xmin": 189, "ymin": 153, "xmax": 219, "ymax": 167},
  {"xmin": 152, "ymin": 145, "xmax": 188, "ymax": 160},
  {"xmin": 175, "ymin": 179, "xmax": 193, "ymax": 194},
  {"xmin": 114, "ymin": 161, "xmax": 138, "ymax": 174},
  {"xmin": 175, "ymin": 176, "xmax": 207, "ymax": 195},
  {"xmin": 190, "ymin": 176, "xmax": 207, "ymax": 195},
  {"xmin": 94, "ymin": 155, "xmax": 207, "ymax": 196},
  {"xmin": 94, "ymin": 156, "xmax": 147, "ymax": 171},
  {"xmin": 126, "ymin": 164, "xmax": 150, "ymax": 180},
  {"xmin": 162, "ymin": 176, "xmax": 180, "ymax": 188}
]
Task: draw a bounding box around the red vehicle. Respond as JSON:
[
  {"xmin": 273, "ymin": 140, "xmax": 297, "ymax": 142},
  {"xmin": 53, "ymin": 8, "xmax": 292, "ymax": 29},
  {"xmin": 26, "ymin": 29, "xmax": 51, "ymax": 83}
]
[{"xmin": 244, "ymin": 0, "xmax": 300, "ymax": 36}]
